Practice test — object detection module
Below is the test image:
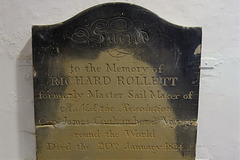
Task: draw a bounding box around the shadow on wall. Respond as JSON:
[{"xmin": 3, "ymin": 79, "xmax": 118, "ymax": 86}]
[{"xmin": 17, "ymin": 37, "xmax": 36, "ymax": 160}]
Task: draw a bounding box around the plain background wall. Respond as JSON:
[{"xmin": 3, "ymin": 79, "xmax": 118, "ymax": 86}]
[{"xmin": 0, "ymin": 0, "xmax": 239, "ymax": 160}]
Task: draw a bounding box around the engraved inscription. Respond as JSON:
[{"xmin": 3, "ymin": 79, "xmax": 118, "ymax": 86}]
[
  {"xmin": 33, "ymin": 3, "xmax": 201, "ymax": 160},
  {"xmin": 68, "ymin": 17, "xmax": 150, "ymax": 48}
]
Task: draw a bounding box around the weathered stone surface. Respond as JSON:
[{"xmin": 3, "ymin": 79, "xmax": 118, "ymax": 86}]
[{"xmin": 32, "ymin": 3, "xmax": 201, "ymax": 159}]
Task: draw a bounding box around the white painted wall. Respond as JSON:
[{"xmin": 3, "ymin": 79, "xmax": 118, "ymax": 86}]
[{"xmin": 0, "ymin": 0, "xmax": 239, "ymax": 160}]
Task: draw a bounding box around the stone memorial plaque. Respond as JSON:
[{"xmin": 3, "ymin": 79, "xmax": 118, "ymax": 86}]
[{"xmin": 32, "ymin": 3, "xmax": 201, "ymax": 160}]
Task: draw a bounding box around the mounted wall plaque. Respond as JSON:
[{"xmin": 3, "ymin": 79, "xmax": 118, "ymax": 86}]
[{"xmin": 32, "ymin": 3, "xmax": 202, "ymax": 160}]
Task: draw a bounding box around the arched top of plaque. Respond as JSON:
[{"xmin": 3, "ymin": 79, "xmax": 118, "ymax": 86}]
[{"xmin": 33, "ymin": 3, "xmax": 201, "ymax": 61}]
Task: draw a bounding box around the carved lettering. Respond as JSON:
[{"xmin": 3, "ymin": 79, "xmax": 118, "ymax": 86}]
[
  {"xmin": 49, "ymin": 76, "xmax": 111, "ymax": 86},
  {"xmin": 124, "ymin": 130, "xmax": 155, "ymax": 138},
  {"xmin": 74, "ymin": 130, "xmax": 100, "ymax": 138}
]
